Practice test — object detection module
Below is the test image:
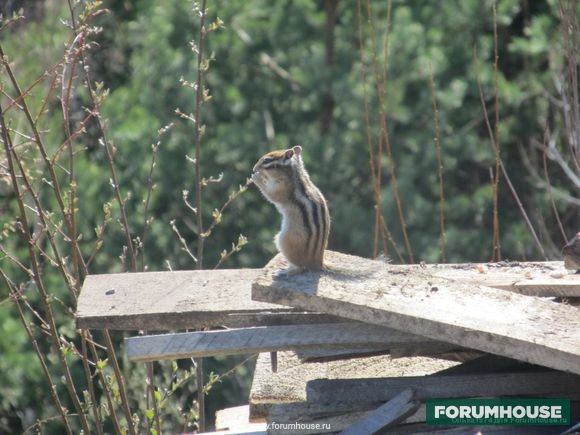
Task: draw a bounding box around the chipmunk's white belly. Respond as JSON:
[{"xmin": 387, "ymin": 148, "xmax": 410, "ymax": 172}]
[
  {"xmin": 274, "ymin": 207, "xmax": 289, "ymax": 252},
  {"xmin": 274, "ymin": 204, "xmax": 308, "ymax": 252}
]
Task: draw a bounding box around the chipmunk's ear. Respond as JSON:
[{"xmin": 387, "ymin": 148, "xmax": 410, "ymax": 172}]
[{"xmin": 292, "ymin": 145, "xmax": 302, "ymax": 156}]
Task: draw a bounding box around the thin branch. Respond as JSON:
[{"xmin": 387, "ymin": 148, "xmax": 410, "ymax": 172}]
[
  {"xmin": 364, "ymin": 0, "xmax": 414, "ymax": 263},
  {"xmin": 0, "ymin": 103, "xmax": 91, "ymax": 433},
  {"xmin": 428, "ymin": 63, "xmax": 447, "ymax": 263},
  {"xmin": 193, "ymin": 0, "xmax": 208, "ymax": 272},
  {"xmin": 356, "ymin": 0, "xmax": 389, "ymax": 258},
  {"xmin": 192, "ymin": 3, "xmax": 208, "ymax": 429},
  {"xmin": 0, "ymin": 272, "xmax": 73, "ymax": 435},
  {"xmin": 81, "ymin": 332, "xmax": 104, "ymax": 434},
  {"xmin": 0, "ymin": 43, "xmax": 89, "ymax": 284},
  {"xmin": 87, "ymin": 339, "xmax": 123, "ymax": 434},
  {"xmin": 542, "ymin": 131, "xmax": 568, "ymax": 244},
  {"xmin": 141, "ymin": 125, "xmax": 171, "ymax": 271},
  {"xmin": 539, "ymin": 137, "xmax": 580, "ymax": 189},
  {"xmin": 474, "ymin": 50, "xmax": 548, "ymax": 260},
  {"xmin": 201, "ymin": 180, "xmax": 251, "ymax": 239},
  {"xmin": 491, "ymin": 0, "xmax": 501, "ymax": 261},
  {"xmin": 170, "ymin": 219, "xmax": 198, "ymax": 264},
  {"xmin": 380, "ymin": 214, "xmax": 404, "ymax": 263}
]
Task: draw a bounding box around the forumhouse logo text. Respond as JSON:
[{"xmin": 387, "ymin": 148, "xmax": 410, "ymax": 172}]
[{"xmin": 426, "ymin": 399, "xmax": 570, "ymax": 425}]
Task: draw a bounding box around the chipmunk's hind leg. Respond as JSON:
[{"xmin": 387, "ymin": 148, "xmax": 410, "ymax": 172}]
[{"xmin": 273, "ymin": 264, "xmax": 306, "ymax": 278}]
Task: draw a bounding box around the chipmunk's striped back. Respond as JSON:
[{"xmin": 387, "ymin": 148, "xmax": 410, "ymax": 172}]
[{"xmin": 252, "ymin": 145, "xmax": 330, "ymax": 272}]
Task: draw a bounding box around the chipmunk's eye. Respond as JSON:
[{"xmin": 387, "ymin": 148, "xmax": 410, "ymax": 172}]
[{"xmin": 262, "ymin": 157, "xmax": 274, "ymax": 164}]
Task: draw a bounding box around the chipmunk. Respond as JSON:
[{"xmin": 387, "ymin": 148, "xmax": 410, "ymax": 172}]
[
  {"xmin": 563, "ymin": 232, "xmax": 580, "ymax": 273},
  {"xmin": 251, "ymin": 145, "xmax": 330, "ymax": 275}
]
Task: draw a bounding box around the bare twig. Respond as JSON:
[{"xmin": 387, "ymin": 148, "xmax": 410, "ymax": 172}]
[
  {"xmin": 81, "ymin": 331, "xmax": 103, "ymax": 434},
  {"xmin": 474, "ymin": 50, "xmax": 547, "ymax": 260},
  {"xmin": 70, "ymin": 10, "xmax": 137, "ymax": 432},
  {"xmin": 141, "ymin": 124, "xmax": 172, "ymax": 271},
  {"xmin": 364, "ymin": 0, "xmax": 414, "ymax": 263},
  {"xmin": 87, "ymin": 344, "xmax": 122, "ymax": 434},
  {"xmin": 558, "ymin": 0, "xmax": 580, "ymax": 170},
  {"xmin": 0, "ymin": 270, "xmax": 73, "ymax": 435},
  {"xmin": 170, "ymin": 220, "xmax": 198, "ymax": 264},
  {"xmin": 213, "ymin": 234, "xmax": 248, "ymax": 269},
  {"xmin": 192, "ymin": 2, "xmax": 208, "ymax": 429},
  {"xmin": 356, "ymin": 0, "xmax": 389, "ymax": 258},
  {"xmin": 491, "ymin": 0, "xmax": 501, "ymax": 261},
  {"xmin": 0, "ymin": 103, "xmax": 91, "ymax": 433},
  {"xmin": 428, "ymin": 63, "xmax": 447, "ymax": 263},
  {"xmin": 540, "ymin": 136, "xmax": 580, "ymax": 189},
  {"xmin": 541, "ymin": 130, "xmax": 568, "ymax": 244},
  {"xmin": 380, "ymin": 214, "xmax": 404, "ymax": 263},
  {"xmin": 201, "ymin": 180, "xmax": 251, "ymax": 239},
  {"xmin": 193, "ymin": 0, "xmax": 208, "ymax": 272}
]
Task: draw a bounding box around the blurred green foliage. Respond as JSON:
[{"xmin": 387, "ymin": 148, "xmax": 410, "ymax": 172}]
[{"xmin": 0, "ymin": 0, "xmax": 577, "ymax": 432}]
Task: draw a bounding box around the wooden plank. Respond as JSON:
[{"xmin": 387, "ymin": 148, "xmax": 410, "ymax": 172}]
[
  {"xmin": 200, "ymin": 431, "xmax": 266, "ymax": 435},
  {"xmin": 432, "ymin": 354, "xmax": 544, "ymax": 376},
  {"xmin": 76, "ymin": 268, "xmax": 342, "ymax": 330},
  {"xmin": 422, "ymin": 261, "xmax": 580, "ymax": 297},
  {"xmin": 340, "ymin": 389, "xmax": 418, "ymax": 435},
  {"xmin": 201, "ymin": 431, "xmax": 266, "ymax": 435},
  {"xmin": 215, "ymin": 405, "xmax": 266, "ymax": 433},
  {"xmin": 387, "ymin": 402, "xmax": 580, "ymax": 434},
  {"xmin": 266, "ymin": 397, "xmax": 580, "ymax": 434},
  {"xmin": 249, "ymin": 351, "xmax": 458, "ymax": 421},
  {"xmin": 380, "ymin": 424, "xmax": 569, "ymax": 434},
  {"xmin": 76, "ymin": 258, "xmax": 579, "ymax": 331},
  {"xmin": 389, "ymin": 348, "xmax": 481, "ymax": 362},
  {"xmin": 562, "ymin": 421, "xmax": 580, "ymax": 435},
  {"xmin": 306, "ymin": 371, "xmax": 580, "ymax": 404},
  {"xmin": 125, "ymin": 323, "xmax": 451, "ymax": 362},
  {"xmin": 265, "ymin": 402, "xmax": 426, "ymax": 434},
  {"xmin": 296, "ymin": 345, "xmax": 470, "ymax": 363},
  {"xmin": 295, "ymin": 348, "xmax": 393, "ymax": 363},
  {"xmin": 266, "ymin": 405, "xmax": 366, "ymax": 435},
  {"xmin": 252, "ymin": 251, "xmax": 580, "ymax": 374}
]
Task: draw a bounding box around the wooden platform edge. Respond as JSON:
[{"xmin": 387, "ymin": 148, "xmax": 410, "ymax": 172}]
[
  {"xmin": 251, "ymin": 252, "xmax": 580, "ymax": 375},
  {"xmin": 124, "ymin": 323, "xmax": 455, "ymax": 362}
]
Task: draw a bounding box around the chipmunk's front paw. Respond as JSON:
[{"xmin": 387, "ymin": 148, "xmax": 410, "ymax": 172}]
[{"xmin": 251, "ymin": 171, "xmax": 267, "ymax": 187}]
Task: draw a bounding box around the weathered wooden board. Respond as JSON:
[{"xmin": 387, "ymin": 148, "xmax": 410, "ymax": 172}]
[
  {"xmin": 249, "ymin": 351, "xmax": 457, "ymax": 421},
  {"xmin": 124, "ymin": 323, "xmax": 452, "ymax": 362},
  {"xmin": 306, "ymin": 371, "xmax": 580, "ymax": 404},
  {"xmin": 267, "ymin": 400, "xmax": 578, "ymax": 434},
  {"xmin": 76, "ymin": 269, "xmax": 342, "ymax": 330},
  {"xmin": 433, "ymin": 354, "xmax": 543, "ymax": 376},
  {"xmin": 266, "ymin": 402, "xmax": 425, "ymax": 435},
  {"xmin": 422, "ymin": 261, "xmax": 580, "ymax": 297},
  {"xmin": 76, "ymin": 256, "xmax": 579, "ymax": 331},
  {"xmin": 215, "ymin": 405, "xmax": 266, "ymax": 433},
  {"xmin": 296, "ymin": 343, "xmax": 473, "ymax": 363},
  {"xmin": 201, "ymin": 431, "xmax": 266, "ymax": 435},
  {"xmin": 265, "ymin": 399, "xmax": 431, "ymax": 435},
  {"xmin": 295, "ymin": 348, "xmax": 393, "ymax": 363},
  {"xmin": 252, "ymin": 252, "xmax": 580, "ymax": 374},
  {"xmin": 378, "ymin": 424, "xmax": 570, "ymax": 434},
  {"xmin": 265, "ymin": 404, "xmax": 368, "ymax": 435},
  {"xmin": 340, "ymin": 389, "xmax": 418, "ymax": 435}
]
